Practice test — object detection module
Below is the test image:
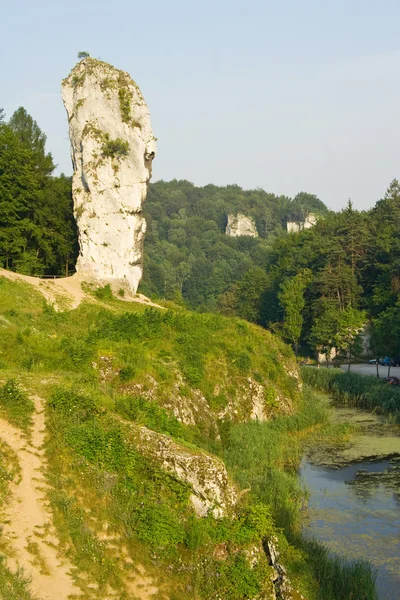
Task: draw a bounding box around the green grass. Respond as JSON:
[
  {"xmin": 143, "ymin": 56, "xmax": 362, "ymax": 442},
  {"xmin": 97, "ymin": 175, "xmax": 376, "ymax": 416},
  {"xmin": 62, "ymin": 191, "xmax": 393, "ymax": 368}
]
[
  {"xmin": 0, "ymin": 380, "xmax": 34, "ymax": 432},
  {"xmin": 302, "ymin": 366, "xmax": 400, "ymax": 420},
  {"xmin": 220, "ymin": 387, "xmax": 376, "ymax": 600},
  {"xmin": 300, "ymin": 538, "xmax": 377, "ymax": 600},
  {"xmin": 0, "ymin": 278, "xmax": 379, "ymax": 599},
  {"xmin": 45, "ymin": 384, "xmax": 276, "ymax": 598},
  {"xmin": 0, "ymin": 276, "xmax": 300, "ymax": 446},
  {"xmin": 0, "ymin": 560, "xmax": 37, "ymax": 600}
]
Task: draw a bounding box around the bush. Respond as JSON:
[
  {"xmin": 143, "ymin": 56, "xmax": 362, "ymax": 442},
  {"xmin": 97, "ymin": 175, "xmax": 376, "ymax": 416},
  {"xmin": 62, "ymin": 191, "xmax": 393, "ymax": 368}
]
[
  {"xmin": 50, "ymin": 388, "xmax": 98, "ymax": 421},
  {"xmin": 0, "ymin": 380, "xmax": 34, "ymax": 431},
  {"xmin": 101, "ymin": 138, "xmax": 129, "ymax": 158},
  {"xmin": 115, "ymin": 395, "xmax": 188, "ymax": 440},
  {"xmin": 94, "ymin": 284, "xmax": 113, "ymax": 300}
]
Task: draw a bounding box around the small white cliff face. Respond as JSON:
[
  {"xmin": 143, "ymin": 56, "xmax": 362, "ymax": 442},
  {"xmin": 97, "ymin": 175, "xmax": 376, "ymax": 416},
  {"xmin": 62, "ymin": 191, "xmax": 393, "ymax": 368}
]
[
  {"xmin": 130, "ymin": 425, "xmax": 238, "ymax": 518},
  {"xmin": 226, "ymin": 213, "xmax": 258, "ymax": 237},
  {"xmin": 62, "ymin": 58, "xmax": 156, "ymax": 292},
  {"xmin": 287, "ymin": 213, "xmax": 317, "ymax": 233}
]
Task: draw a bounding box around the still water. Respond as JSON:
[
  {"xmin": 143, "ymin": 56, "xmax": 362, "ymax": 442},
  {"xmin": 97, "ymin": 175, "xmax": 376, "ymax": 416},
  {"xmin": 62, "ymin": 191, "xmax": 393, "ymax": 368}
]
[{"xmin": 301, "ymin": 455, "xmax": 400, "ymax": 599}]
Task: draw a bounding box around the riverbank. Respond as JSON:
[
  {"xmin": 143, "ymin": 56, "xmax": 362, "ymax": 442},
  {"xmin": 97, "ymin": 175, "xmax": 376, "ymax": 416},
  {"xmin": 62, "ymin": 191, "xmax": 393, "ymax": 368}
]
[
  {"xmin": 221, "ymin": 387, "xmax": 378, "ymax": 599},
  {"xmin": 302, "ymin": 366, "xmax": 400, "ymax": 422},
  {"xmin": 301, "ymin": 404, "xmax": 400, "ymax": 599}
]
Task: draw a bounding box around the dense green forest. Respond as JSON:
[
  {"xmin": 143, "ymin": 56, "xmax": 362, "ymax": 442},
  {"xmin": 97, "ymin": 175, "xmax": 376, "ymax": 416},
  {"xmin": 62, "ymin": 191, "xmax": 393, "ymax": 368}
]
[
  {"xmin": 0, "ymin": 107, "xmax": 77, "ymax": 276},
  {"xmin": 140, "ymin": 180, "xmax": 329, "ymax": 307},
  {"xmin": 1, "ymin": 106, "xmax": 399, "ymax": 361}
]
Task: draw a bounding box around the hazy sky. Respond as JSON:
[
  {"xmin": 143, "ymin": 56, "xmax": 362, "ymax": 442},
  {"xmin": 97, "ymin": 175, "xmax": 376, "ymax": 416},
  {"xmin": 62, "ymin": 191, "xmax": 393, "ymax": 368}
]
[{"xmin": 2, "ymin": 0, "xmax": 399, "ymax": 210}]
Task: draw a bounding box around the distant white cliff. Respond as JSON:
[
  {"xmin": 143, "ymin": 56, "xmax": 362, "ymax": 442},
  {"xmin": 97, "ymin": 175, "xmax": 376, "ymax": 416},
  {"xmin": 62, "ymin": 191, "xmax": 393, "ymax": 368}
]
[
  {"xmin": 225, "ymin": 213, "xmax": 258, "ymax": 237},
  {"xmin": 287, "ymin": 213, "xmax": 317, "ymax": 233}
]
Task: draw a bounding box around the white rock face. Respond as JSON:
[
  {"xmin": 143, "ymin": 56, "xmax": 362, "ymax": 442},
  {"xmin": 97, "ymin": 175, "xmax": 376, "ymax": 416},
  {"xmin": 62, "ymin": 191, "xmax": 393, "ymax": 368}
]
[
  {"xmin": 130, "ymin": 425, "xmax": 238, "ymax": 518},
  {"xmin": 226, "ymin": 213, "xmax": 258, "ymax": 237},
  {"xmin": 62, "ymin": 58, "xmax": 156, "ymax": 292},
  {"xmin": 287, "ymin": 213, "xmax": 317, "ymax": 233}
]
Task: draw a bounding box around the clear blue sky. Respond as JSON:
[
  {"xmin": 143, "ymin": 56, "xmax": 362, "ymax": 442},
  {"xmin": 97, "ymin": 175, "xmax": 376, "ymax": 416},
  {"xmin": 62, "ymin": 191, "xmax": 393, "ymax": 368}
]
[{"xmin": 2, "ymin": 0, "xmax": 400, "ymax": 210}]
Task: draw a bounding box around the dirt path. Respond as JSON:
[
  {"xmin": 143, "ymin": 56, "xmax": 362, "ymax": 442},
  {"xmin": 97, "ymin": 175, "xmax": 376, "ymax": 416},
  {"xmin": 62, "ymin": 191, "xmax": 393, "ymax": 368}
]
[
  {"xmin": 0, "ymin": 269, "xmax": 84, "ymax": 311},
  {"xmin": 0, "ymin": 396, "xmax": 81, "ymax": 600},
  {"xmin": 0, "ymin": 395, "xmax": 161, "ymax": 600},
  {"xmin": 0, "ymin": 269, "xmax": 164, "ymax": 312}
]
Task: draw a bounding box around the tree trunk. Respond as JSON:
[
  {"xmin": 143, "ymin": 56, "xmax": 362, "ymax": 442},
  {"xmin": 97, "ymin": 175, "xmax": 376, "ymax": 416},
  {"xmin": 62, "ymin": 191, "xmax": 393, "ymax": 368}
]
[
  {"xmin": 376, "ymin": 361, "xmax": 380, "ymax": 379},
  {"xmin": 347, "ymin": 351, "xmax": 351, "ymax": 371},
  {"xmin": 65, "ymin": 257, "xmax": 69, "ymax": 278},
  {"xmin": 388, "ymin": 364, "xmax": 391, "ymax": 378}
]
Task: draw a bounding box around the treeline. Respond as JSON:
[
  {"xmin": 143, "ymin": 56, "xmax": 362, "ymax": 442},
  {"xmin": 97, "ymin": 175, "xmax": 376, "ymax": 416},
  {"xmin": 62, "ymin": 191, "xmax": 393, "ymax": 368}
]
[
  {"xmin": 140, "ymin": 179, "xmax": 329, "ymax": 307},
  {"xmin": 214, "ymin": 187, "xmax": 400, "ymax": 361},
  {"xmin": 141, "ymin": 179, "xmax": 400, "ymax": 362},
  {"xmin": 0, "ymin": 107, "xmax": 77, "ymax": 276},
  {"xmin": 2, "ymin": 106, "xmax": 399, "ymax": 360}
]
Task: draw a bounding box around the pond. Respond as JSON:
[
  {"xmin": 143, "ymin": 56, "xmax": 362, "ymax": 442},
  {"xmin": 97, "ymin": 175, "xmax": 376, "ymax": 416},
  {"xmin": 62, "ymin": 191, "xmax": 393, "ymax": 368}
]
[{"xmin": 301, "ymin": 406, "xmax": 400, "ymax": 600}]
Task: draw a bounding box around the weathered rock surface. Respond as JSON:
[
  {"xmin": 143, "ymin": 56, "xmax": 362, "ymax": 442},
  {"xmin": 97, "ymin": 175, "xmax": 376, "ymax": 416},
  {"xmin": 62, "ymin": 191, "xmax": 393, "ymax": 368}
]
[
  {"xmin": 62, "ymin": 58, "xmax": 156, "ymax": 292},
  {"xmin": 119, "ymin": 368, "xmax": 298, "ymax": 438},
  {"xmin": 226, "ymin": 213, "xmax": 258, "ymax": 237},
  {"xmin": 265, "ymin": 539, "xmax": 306, "ymax": 600},
  {"xmin": 286, "ymin": 213, "xmax": 317, "ymax": 234},
  {"xmin": 127, "ymin": 424, "xmax": 238, "ymax": 518},
  {"xmin": 216, "ymin": 377, "xmax": 296, "ymax": 424}
]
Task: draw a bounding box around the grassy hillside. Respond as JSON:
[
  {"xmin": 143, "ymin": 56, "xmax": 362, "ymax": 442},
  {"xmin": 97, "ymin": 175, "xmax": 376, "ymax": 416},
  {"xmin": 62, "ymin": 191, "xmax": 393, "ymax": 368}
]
[{"xmin": 0, "ymin": 277, "xmax": 376, "ymax": 600}]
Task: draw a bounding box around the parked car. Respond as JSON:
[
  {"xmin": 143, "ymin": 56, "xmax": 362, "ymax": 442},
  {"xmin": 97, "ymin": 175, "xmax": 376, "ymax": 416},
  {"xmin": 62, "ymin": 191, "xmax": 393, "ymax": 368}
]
[
  {"xmin": 368, "ymin": 358, "xmax": 378, "ymax": 364},
  {"xmin": 379, "ymin": 356, "xmax": 391, "ymax": 366},
  {"xmin": 385, "ymin": 376, "xmax": 400, "ymax": 385},
  {"xmin": 392, "ymin": 356, "xmax": 400, "ymax": 367}
]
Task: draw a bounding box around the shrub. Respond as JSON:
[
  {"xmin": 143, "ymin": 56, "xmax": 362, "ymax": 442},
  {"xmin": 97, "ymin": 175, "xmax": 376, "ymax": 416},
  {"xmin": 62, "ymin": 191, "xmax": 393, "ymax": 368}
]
[
  {"xmin": 50, "ymin": 388, "xmax": 98, "ymax": 421},
  {"xmin": 94, "ymin": 284, "xmax": 113, "ymax": 300},
  {"xmin": 0, "ymin": 380, "xmax": 34, "ymax": 431},
  {"xmin": 115, "ymin": 395, "xmax": 188, "ymax": 439},
  {"xmin": 101, "ymin": 138, "xmax": 129, "ymax": 159},
  {"xmin": 60, "ymin": 337, "xmax": 93, "ymax": 368},
  {"xmin": 118, "ymin": 88, "xmax": 131, "ymax": 123}
]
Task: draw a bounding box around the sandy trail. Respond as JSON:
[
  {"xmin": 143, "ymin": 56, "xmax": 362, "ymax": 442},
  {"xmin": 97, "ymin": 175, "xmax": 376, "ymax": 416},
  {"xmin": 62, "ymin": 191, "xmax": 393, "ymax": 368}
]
[
  {"xmin": 0, "ymin": 268, "xmax": 164, "ymax": 311},
  {"xmin": 0, "ymin": 396, "xmax": 81, "ymax": 600},
  {"xmin": 0, "ymin": 269, "xmax": 84, "ymax": 310},
  {"xmin": 0, "ymin": 396, "xmax": 160, "ymax": 600}
]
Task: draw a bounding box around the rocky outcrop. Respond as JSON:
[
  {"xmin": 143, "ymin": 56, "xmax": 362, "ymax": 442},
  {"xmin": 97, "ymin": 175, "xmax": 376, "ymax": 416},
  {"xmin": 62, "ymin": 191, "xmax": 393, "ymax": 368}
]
[
  {"xmin": 119, "ymin": 369, "xmax": 298, "ymax": 438},
  {"xmin": 119, "ymin": 371, "xmax": 218, "ymax": 436},
  {"xmin": 264, "ymin": 539, "xmax": 306, "ymax": 600},
  {"xmin": 286, "ymin": 213, "xmax": 317, "ymax": 234},
  {"xmin": 126, "ymin": 424, "xmax": 238, "ymax": 518},
  {"xmin": 226, "ymin": 213, "xmax": 258, "ymax": 237},
  {"xmin": 216, "ymin": 377, "xmax": 295, "ymax": 424},
  {"xmin": 62, "ymin": 58, "xmax": 156, "ymax": 292}
]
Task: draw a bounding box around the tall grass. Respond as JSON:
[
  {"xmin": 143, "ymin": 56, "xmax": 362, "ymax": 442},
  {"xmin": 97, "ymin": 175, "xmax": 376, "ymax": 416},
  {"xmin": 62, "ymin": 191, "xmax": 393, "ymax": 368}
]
[
  {"xmin": 302, "ymin": 366, "xmax": 400, "ymax": 420},
  {"xmin": 221, "ymin": 387, "xmax": 377, "ymax": 600},
  {"xmin": 0, "ymin": 561, "xmax": 37, "ymax": 600},
  {"xmin": 300, "ymin": 539, "xmax": 377, "ymax": 600},
  {"xmin": 0, "ymin": 380, "xmax": 34, "ymax": 432},
  {"xmin": 221, "ymin": 386, "xmax": 329, "ymax": 530}
]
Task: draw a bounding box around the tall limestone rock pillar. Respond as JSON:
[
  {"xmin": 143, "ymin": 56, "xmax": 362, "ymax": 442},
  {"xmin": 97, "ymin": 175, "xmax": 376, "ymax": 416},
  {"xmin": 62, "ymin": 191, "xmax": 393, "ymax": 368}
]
[{"xmin": 62, "ymin": 58, "xmax": 156, "ymax": 292}]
